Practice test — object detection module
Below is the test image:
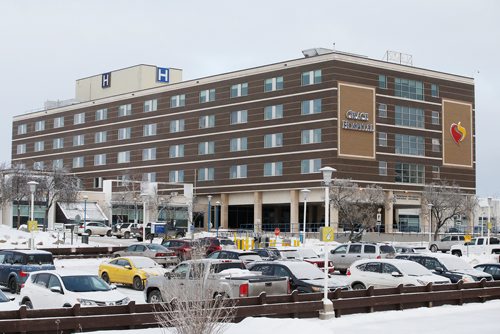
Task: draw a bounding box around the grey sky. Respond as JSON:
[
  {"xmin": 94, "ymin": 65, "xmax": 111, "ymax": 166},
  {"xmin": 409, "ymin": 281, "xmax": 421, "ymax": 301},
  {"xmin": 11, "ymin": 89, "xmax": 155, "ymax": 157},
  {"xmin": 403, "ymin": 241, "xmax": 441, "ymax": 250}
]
[{"xmin": 1, "ymin": 0, "xmax": 498, "ymax": 196}]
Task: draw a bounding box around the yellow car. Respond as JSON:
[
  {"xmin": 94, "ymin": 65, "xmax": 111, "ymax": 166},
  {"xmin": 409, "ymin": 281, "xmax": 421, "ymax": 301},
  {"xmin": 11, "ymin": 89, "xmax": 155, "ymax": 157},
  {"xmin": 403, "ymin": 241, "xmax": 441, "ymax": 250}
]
[{"xmin": 98, "ymin": 256, "xmax": 166, "ymax": 290}]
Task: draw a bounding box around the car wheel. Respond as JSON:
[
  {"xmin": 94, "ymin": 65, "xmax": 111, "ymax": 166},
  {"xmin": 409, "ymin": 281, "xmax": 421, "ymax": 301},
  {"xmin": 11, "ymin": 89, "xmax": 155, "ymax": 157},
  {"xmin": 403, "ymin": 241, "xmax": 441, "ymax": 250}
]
[
  {"xmin": 85, "ymin": 229, "xmax": 92, "ymax": 236},
  {"xmin": 106, "ymin": 230, "xmax": 112, "ymax": 237},
  {"xmin": 147, "ymin": 289, "xmax": 163, "ymax": 303},
  {"xmin": 101, "ymin": 272, "xmax": 110, "ymax": 284},
  {"xmin": 430, "ymin": 244, "xmax": 438, "ymax": 252},
  {"xmin": 8, "ymin": 277, "xmax": 18, "ymax": 294},
  {"xmin": 452, "ymin": 250, "xmax": 462, "ymax": 257},
  {"xmin": 114, "ymin": 254, "xmax": 121, "ymax": 258},
  {"xmin": 116, "ymin": 236, "xmax": 122, "ymax": 239},
  {"xmin": 124, "ymin": 232, "xmax": 130, "ymax": 239},
  {"xmin": 338, "ymin": 269, "xmax": 347, "ymax": 275},
  {"xmin": 133, "ymin": 276, "xmax": 144, "ymax": 290},
  {"xmin": 137, "ymin": 236, "xmax": 143, "ymax": 242},
  {"xmin": 22, "ymin": 299, "xmax": 33, "ymax": 309},
  {"xmin": 352, "ymin": 283, "xmax": 366, "ymax": 290}
]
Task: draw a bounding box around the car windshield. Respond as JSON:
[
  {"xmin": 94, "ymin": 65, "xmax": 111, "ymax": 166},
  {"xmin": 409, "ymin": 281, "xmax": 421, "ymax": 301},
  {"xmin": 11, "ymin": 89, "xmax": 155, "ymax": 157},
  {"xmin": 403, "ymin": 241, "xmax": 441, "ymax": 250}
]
[
  {"xmin": 0, "ymin": 290, "xmax": 9, "ymax": 302},
  {"xmin": 438, "ymin": 256, "xmax": 473, "ymax": 271},
  {"xmin": 281, "ymin": 250, "xmax": 299, "ymax": 259},
  {"xmin": 130, "ymin": 257, "xmax": 158, "ymax": 268},
  {"xmin": 26, "ymin": 254, "xmax": 53, "ymax": 265},
  {"xmin": 147, "ymin": 244, "xmax": 168, "ymax": 251},
  {"xmin": 380, "ymin": 245, "xmax": 396, "ymax": 254},
  {"xmin": 211, "ymin": 262, "xmax": 246, "ymax": 273},
  {"xmin": 62, "ymin": 275, "xmax": 111, "ymax": 292},
  {"xmin": 120, "ymin": 223, "xmax": 130, "ymax": 228},
  {"xmin": 220, "ymin": 239, "xmax": 234, "ymax": 246},
  {"xmin": 288, "ymin": 262, "xmax": 324, "ymax": 280},
  {"xmin": 297, "ymin": 249, "xmax": 319, "ymax": 259},
  {"xmin": 396, "ymin": 261, "xmax": 432, "ymax": 276}
]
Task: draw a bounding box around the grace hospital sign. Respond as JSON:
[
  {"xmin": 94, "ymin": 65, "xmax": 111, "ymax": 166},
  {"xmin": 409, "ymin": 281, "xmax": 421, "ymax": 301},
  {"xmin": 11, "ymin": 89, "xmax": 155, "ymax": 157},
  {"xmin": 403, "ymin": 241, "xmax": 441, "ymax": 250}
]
[{"xmin": 342, "ymin": 110, "xmax": 374, "ymax": 132}]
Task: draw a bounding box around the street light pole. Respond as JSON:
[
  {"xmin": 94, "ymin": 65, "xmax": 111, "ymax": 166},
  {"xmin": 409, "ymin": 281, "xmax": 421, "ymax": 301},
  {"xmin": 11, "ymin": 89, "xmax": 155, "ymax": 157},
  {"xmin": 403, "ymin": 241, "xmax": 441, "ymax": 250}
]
[
  {"xmin": 140, "ymin": 193, "xmax": 148, "ymax": 241},
  {"xmin": 215, "ymin": 201, "xmax": 221, "ymax": 238},
  {"xmin": 83, "ymin": 195, "xmax": 88, "ymax": 244},
  {"xmin": 488, "ymin": 197, "xmax": 492, "ymax": 246},
  {"xmin": 207, "ymin": 195, "xmax": 212, "ymax": 233},
  {"xmin": 27, "ymin": 181, "xmax": 38, "ymax": 250},
  {"xmin": 300, "ymin": 189, "xmax": 310, "ymax": 247},
  {"xmin": 428, "ymin": 203, "xmax": 433, "ymax": 245},
  {"xmin": 319, "ymin": 166, "xmax": 336, "ymax": 320}
]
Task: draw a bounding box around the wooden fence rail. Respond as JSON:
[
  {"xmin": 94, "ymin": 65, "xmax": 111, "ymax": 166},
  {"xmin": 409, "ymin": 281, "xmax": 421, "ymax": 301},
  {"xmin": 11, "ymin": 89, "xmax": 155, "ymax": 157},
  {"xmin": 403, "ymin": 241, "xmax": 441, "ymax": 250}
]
[{"xmin": 1, "ymin": 280, "xmax": 500, "ymax": 333}]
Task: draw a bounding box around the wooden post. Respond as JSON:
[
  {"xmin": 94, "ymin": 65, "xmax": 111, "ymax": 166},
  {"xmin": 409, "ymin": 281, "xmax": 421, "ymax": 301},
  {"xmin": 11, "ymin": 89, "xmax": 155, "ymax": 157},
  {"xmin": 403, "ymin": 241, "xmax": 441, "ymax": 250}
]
[{"xmin": 426, "ymin": 282, "xmax": 433, "ymax": 308}]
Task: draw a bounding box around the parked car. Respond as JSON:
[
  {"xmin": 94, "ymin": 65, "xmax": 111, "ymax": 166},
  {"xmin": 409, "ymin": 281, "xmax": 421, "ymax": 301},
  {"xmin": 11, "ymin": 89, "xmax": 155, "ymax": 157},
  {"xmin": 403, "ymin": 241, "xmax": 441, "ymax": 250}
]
[
  {"xmin": 113, "ymin": 243, "xmax": 178, "ymax": 267},
  {"xmin": 77, "ymin": 222, "xmax": 112, "ymax": 237},
  {"xmin": 393, "ymin": 245, "xmax": 421, "ymax": 254},
  {"xmin": 346, "ymin": 258, "xmax": 451, "ymax": 290},
  {"xmin": 450, "ymin": 236, "xmax": 500, "ymax": 257},
  {"xmin": 474, "ymin": 263, "xmax": 500, "ymax": 280},
  {"xmin": 253, "ymin": 248, "xmax": 282, "ymax": 261},
  {"xmin": 429, "ymin": 235, "xmax": 465, "ymax": 253},
  {"xmin": 0, "ymin": 249, "xmax": 55, "ymax": 293},
  {"xmin": 161, "ymin": 239, "xmax": 200, "ymax": 261},
  {"xmin": 99, "ymin": 256, "xmax": 166, "ymax": 290},
  {"xmin": 112, "ymin": 223, "xmax": 139, "ymax": 239},
  {"xmin": 279, "ymin": 248, "xmax": 334, "ymax": 273},
  {"xmin": 206, "ymin": 250, "xmax": 262, "ymax": 264},
  {"xmin": 0, "ymin": 289, "xmax": 17, "ymax": 311},
  {"xmin": 199, "ymin": 237, "xmax": 237, "ymax": 256},
  {"xmin": 329, "ymin": 243, "xmax": 396, "ymax": 274},
  {"xmin": 19, "ymin": 270, "xmax": 129, "ymax": 309},
  {"xmin": 144, "ymin": 259, "xmax": 288, "ymax": 303},
  {"xmin": 248, "ymin": 260, "xmax": 350, "ymax": 293},
  {"xmin": 395, "ymin": 253, "xmax": 493, "ymax": 283},
  {"xmin": 134, "ymin": 222, "xmax": 187, "ymax": 242}
]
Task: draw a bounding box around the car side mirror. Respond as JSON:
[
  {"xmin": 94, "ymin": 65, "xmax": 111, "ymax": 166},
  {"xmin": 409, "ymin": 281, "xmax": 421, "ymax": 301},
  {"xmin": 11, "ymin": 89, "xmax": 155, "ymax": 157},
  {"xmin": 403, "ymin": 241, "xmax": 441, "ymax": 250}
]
[
  {"xmin": 124, "ymin": 265, "xmax": 132, "ymax": 270},
  {"xmin": 391, "ymin": 272, "xmax": 403, "ymax": 277},
  {"xmin": 110, "ymin": 284, "xmax": 117, "ymax": 290},
  {"xmin": 165, "ymin": 272, "xmax": 172, "ymax": 279},
  {"xmin": 435, "ymin": 267, "xmax": 444, "ymax": 273},
  {"xmin": 50, "ymin": 286, "xmax": 63, "ymax": 294}
]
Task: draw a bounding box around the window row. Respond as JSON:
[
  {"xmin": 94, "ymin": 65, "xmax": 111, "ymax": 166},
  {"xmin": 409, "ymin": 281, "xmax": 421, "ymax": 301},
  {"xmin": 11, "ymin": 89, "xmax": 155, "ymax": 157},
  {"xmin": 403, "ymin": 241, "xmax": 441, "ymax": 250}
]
[
  {"xmin": 378, "ymin": 75, "xmax": 440, "ymax": 100},
  {"xmin": 378, "ymin": 161, "xmax": 436, "ymax": 184},
  {"xmin": 377, "ymin": 104, "xmax": 440, "ymax": 127},
  {"xmin": 377, "ymin": 133, "xmax": 441, "ymax": 154}
]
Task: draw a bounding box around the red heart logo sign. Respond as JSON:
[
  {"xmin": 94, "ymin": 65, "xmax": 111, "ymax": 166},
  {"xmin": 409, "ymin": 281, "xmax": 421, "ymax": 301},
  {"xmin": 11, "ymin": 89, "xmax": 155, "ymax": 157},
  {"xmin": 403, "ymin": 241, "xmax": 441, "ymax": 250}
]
[{"xmin": 450, "ymin": 122, "xmax": 466, "ymax": 144}]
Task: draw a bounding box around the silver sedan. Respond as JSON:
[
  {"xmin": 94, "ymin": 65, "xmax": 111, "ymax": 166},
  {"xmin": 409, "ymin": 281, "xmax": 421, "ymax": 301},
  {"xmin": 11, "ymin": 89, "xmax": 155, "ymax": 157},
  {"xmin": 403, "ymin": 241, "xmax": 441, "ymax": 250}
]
[{"xmin": 113, "ymin": 243, "xmax": 178, "ymax": 267}]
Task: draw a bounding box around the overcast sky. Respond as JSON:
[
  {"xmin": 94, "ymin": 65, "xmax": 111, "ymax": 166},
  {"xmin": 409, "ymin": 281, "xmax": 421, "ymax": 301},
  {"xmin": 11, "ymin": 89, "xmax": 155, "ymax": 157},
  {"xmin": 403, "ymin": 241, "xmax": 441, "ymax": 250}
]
[{"xmin": 1, "ymin": 0, "xmax": 498, "ymax": 196}]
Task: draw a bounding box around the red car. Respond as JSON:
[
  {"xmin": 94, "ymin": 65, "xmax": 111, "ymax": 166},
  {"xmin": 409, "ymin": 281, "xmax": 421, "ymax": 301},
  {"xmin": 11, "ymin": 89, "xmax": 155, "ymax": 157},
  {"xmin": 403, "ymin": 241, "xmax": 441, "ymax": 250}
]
[
  {"xmin": 279, "ymin": 248, "xmax": 335, "ymax": 273},
  {"xmin": 161, "ymin": 239, "xmax": 197, "ymax": 261}
]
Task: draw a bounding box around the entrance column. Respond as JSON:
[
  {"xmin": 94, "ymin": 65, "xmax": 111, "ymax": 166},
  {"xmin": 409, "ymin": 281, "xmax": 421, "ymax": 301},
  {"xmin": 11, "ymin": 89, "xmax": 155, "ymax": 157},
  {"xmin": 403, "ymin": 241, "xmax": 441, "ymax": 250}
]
[
  {"xmin": 221, "ymin": 193, "xmax": 229, "ymax": 229},
  {"xmin": 331, "ymin": 206, "xmax": 339, "ymax": 230},
  {"xmin": 385, "ymin": 190, "xmax": 394, "ymax": 233},
  {"xmin": 254, "ymin": 191, "xmax": 262, "ymax": 233},
  {"xmin": 290, "ymin": 189, "xmax": 299, "ymax": 234}
]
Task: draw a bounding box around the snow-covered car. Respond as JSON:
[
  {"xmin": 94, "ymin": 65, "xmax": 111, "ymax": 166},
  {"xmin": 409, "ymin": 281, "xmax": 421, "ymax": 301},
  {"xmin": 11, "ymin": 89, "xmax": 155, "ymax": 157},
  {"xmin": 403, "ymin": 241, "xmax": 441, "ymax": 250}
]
[
  {"xmin": 346, "ymin": 258, "xmax": 451, "ymax": 290},
  {"xmin": 279, "ymin": 248, "xmax": 334, "ymax": 273},
  {"xmin": 19, "ymin": 270, "xmax": 129, "ymax": 309},
  {"xmin": 0, "ymin": 289, "xmax": 17, "ymax": 311},
  {"xmin": 113, "ymin": 243, "xmax": 178, "ymax": 267}
]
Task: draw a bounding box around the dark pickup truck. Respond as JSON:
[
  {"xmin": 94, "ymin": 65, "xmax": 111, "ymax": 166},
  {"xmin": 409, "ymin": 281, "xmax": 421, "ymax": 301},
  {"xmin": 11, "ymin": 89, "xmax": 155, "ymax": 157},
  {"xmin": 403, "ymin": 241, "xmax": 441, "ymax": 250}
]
[
  {"xmin": 132, "ymin": 222, "xmax": 186, "ymax": 241},
  {"xmin": 0, "ymin": 250, "xmax": 55, "ymax": 293}
]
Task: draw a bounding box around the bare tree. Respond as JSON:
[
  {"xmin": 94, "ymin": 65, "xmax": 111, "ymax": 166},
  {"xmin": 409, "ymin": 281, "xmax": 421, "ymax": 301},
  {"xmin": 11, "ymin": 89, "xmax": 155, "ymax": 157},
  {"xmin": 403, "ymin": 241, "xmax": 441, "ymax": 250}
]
[
  {"xmin": 423, "ymin": 181, "xmax": 473, "ymax": 241},
  {"xmin": 35, "ymin": 168, "xmax": 81, "ymax": 231},
  {"xmin": 330, "ymin": 179, "xmax": 387, "ymax": 242},
  {"xmin": 5, "ymin": 165, "xmax": 32, "ymax": 228}
]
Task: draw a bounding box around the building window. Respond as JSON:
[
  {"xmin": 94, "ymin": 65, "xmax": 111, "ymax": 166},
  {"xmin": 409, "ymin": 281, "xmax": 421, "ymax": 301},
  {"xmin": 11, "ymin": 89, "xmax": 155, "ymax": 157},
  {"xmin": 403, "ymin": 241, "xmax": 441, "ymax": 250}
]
[
  {"xmin": 95, "ymin": 108, "xmax": 107, "ymax": 121},
  {"xmin": 17, "ymin": 124, "xmax": 27, "ymax": 135},
  {"xmin": 16, "ymin": 144, "xmax": 26, "ymax": 155},
  {"xmin": 94, "ymin": 154, "xmax": 106, "ymax": 166},
  {"xmin": 264, "ymin": 133, "xmax": 283, "ymax": 148},
  {"xmin": 143, "ymin": 123, "xmax": 157, "ymax": 136},
  {"xmin": 169, "ymin": 170, "xmax": 184, "ymax": 183},
  {"xmin": 144, "ymin": 99, "xmax": 158, "ymax": 112},
  {"xmin": 230, "ymin": 165, "xmax": 247, "ymax": 179},
  {"xmin": 230, "ymin": 83, "xmax": 248, "ymax": 98},
  {"xmin": 301, "ymin": 70, "xmax": 322, "ymax": 85},
  {"xmin": 378, "ymin": 75, "xmax": 387, "ymax": 89},
  {"xmin": 198, "ymin": 141, "xmax": 215, "ymax": 155},
  {"xmin": 93, "ymin": 177, "xmax": 103, "ymax": 188},
  {"xmin": 301, "ymin": 129, "xmax": 322, "ymax": 144},
  {"xmin": 35, "ymin": 120, "xmax": 45, "ymax": 132},
  {"xmin": 169, "ymin": 144, "xmax": 184, "ymax": 158},
  {"xmin": 198, "ymin": 167, "xmax": 215, "ymax": 181},
  {"xmin": 199, "ymin": 89, "xmax": 216, "ymax": 103},
  {"xmin": 34, "ymin": 141, "xmax": 44, "ymax": 152},
  {"xmin": 143, "ymin": 148, "xmax": 156, "ymax": 161},
  {"xmin": 142, "ymin": 172, "xmax": 156, "ymax": 182},
  {"xmin": 33, "ymin": 161, "xmax": 44, "ymax": 170},
  {"xmin": 73, "ymin": 156, "xmax": 84, "ymax": 168},
  {"xmin": 230, "ymin": 110, "xmax": 247, "ymax": 124},
  {"xmin": 264, "ymin": 105, "xmax": 283, "ymax": 120},
  {"xmin": 432, "ymin": 138, "xmax": 441, "ymax": 152},
  {"xmin": 95, "ymin": 131, "xmax": 107, "ymax": 143},
  {"xmin": 378, "ymin": 132, "xmax": 387, "ymax": 147},
  {"xmin": 395, "ymin": 163, "xmax": 424, "ymax": 184},
  {"xmin": 74, "ymin": 112, "xmax": 85, "ymax": 125},
  {"xmin": 53, "ymin": 159, "xmax": 63, "ymax": 169},
  {"xmin": 54, "ymin": 116, "xmax": 64, "ymax": 128},
  {"xmin": 118, "ymin": 127, "xmax": 131, "ymax": 140},
  {"xmin": 378, "ymin": 103, "xmax": 387, "ymax": 118},
  {"xmin": 431, "ymin": 111, "xmax": 440, "ymax": 125},
  {"xmin": 432, "ymin": 166, "xmax": 440, "ymax": 179},
  {"xmin": 264, "ymin": 76, "xmax": 283, "ymax": 92},
  {"xmin": 53, "ymin": 138, "xmax": 64, "ymax": 149},
  {"xmin": 431, "ymin": 84, "xmax": 439, "ymax": 98},
  {"xmin": 379, "ymin": 161, "xmax": 388, "ymax": 176},
  {"xmin": 199, "ymin": 115, "xmax": 215, "ymax": 129},
  {"xmin": 230, "ymin": 137, "xmax": 247, "ymax": 152},
  {"xmin": 170, "ymin": 94, "xmax": 186, "ymax": 108},
  {"xmin": 395, "ymin": 78, "xmax": 424, "ymax": 100},
  {"xmin": 117, "ymin": 175, "xmax": 131, "ymax": 186},
  {"xmin": 118, "ymin": 104, "xmax": 132, "ymax": 117},
  {"xmin": 117, "ymin": 151, "xmax": 130, "ymax": 163},
  {"xmin": 73, "ymin": 134, "xmax": 85, "ymax": 146},
  {"xmin": 170, "ymin": 119, "xmax": 185, "ymax": 133},
  {"xmin": 395, "ymin": 105, "xmax": 424, "ymax": 128},
  {"xmin": 301, "ymin": 99, "xmax": 322, "ymax": 115},
  {"xmin": 264, "ymin": 162, "xmax": 283, "ymax": 177},
  {"xmin": 301, "ymin": 159, "xmax": 321, "ymax": 174},
  {"xmin": 395, "ymin": 134, "xmax": 425, "ymax": 156}
]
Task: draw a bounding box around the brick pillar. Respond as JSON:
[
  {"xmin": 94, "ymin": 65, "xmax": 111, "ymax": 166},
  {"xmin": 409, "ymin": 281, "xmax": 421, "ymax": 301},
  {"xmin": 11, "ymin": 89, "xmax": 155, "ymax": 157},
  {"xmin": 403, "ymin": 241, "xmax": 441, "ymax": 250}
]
[
  {"xmin": 221, "ymin": 193, "xmax": 229, "ymax": 229},
  {"xmin": 290, "ymin": 189, "xmax": 299, "ymax": 234},
  {"xmin": 385, "ymin": 190, "xmax": 394, "ymax": 233}
]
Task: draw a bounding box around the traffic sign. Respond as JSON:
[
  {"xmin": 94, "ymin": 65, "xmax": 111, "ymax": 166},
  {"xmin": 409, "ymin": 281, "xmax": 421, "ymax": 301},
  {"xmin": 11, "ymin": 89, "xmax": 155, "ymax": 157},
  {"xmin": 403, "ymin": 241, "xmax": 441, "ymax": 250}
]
[
  {"xmin": 320, "ymin": 226, "xmax": 335, "ymax": 242},
  {"xmin": 27, "ymin": 220, "xmax": 38, "ymax": 232},
  {"xmin": 464, "ymin": 234, "xmax": 472, "ymax": 243},
  {"xmin": 274, "ymin": 228, "xmax": 280, "ymax": 236}
]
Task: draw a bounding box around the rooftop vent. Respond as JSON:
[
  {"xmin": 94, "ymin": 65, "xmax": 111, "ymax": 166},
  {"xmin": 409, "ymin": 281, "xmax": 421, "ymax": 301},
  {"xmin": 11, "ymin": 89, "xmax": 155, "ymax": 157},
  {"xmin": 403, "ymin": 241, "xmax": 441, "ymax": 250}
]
[{"xmin": 302, "ymin": 48, "xmax": 333, "ymax": 58}]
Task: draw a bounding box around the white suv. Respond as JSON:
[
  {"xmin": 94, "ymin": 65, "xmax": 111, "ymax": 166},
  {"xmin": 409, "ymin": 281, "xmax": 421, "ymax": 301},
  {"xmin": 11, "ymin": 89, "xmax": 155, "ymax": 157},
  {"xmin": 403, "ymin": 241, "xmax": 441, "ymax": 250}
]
[
  {"xmin": 329, "ymin": 243, "xmax": 396, "ymax": 274},
  {"xmin": 77, "ymin": 222, "xmax": 112, "ymax": 237}
]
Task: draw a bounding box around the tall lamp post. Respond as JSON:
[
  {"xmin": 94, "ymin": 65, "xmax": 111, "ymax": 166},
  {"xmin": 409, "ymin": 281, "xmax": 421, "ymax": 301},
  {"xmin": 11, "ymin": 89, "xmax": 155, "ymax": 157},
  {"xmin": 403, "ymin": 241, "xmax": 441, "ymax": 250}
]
[
  {"xmin": 83, "ymin": 195, "xmax": 88, "ymax": 244},
  {"xmin": 133, "ymin": 197, "xmax": 138, "ymax": 224},
  {"xmin": 215, "ymin": 201, "xmax": 221, "ymax": 238},
  {"xmin": 140, "ymin": 193, "xmax": 148, "ymax": 241},
  {"xmin": 300, "ymin": 189, "xmax": 311, "ymax": 246},
  {"xmin": 207, "ymin": 195, "xmax": 212, "ymax": 233},
  {"xmin": 428, "ymin": 203, "xmax": 433, "ymax": 245},
  {"xmin": 319, "ymin": 166, "xmax": 336, "ymax": 320},
  {"xmin": 27, "ymin": 181, "xmax": 38, "ymax": 250},
  {"xmin": 488, "ymin": 197, "xmax": 493, "ymax": 245}
]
